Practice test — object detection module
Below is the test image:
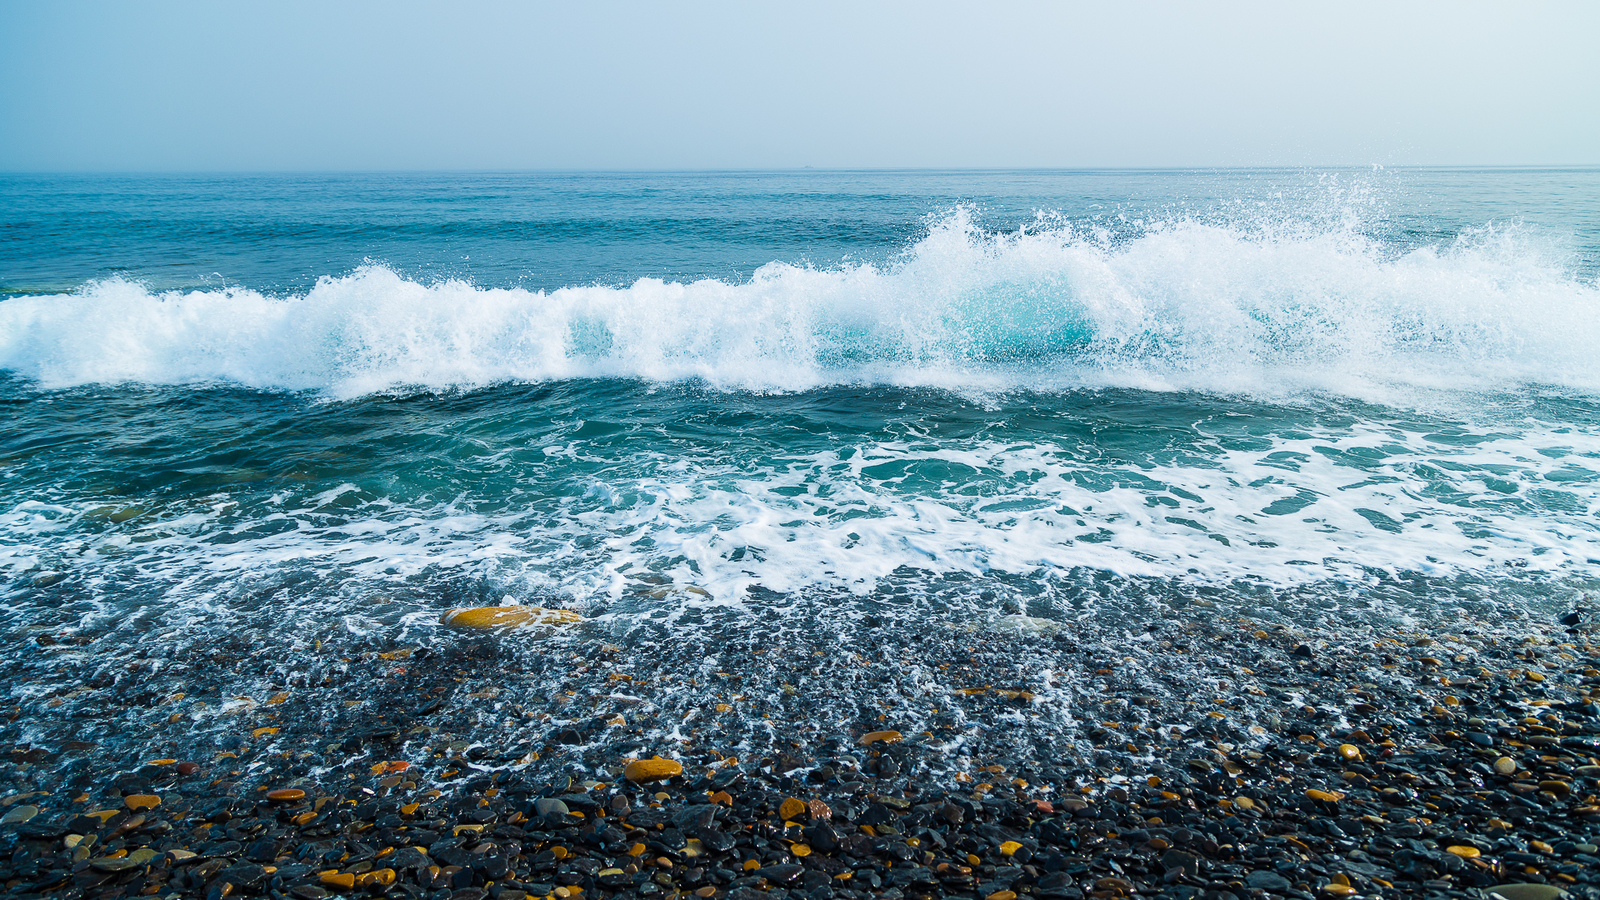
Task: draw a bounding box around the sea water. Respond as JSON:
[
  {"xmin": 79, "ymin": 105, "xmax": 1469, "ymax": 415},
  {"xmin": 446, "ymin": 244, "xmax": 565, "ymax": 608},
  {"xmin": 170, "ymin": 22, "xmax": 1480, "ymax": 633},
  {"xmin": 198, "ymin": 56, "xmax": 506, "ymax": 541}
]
[{"xmin": 2, "ymin": 169, "xmax": 1598, "ymax": 668}]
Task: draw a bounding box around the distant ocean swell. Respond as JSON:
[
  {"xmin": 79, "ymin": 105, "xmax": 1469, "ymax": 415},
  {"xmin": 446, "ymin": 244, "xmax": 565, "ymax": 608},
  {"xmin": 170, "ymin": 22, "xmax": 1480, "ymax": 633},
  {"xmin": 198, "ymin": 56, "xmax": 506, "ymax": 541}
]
[{"xmin": 2, "ymin": 210, "xmax": 1596, "ymax": 401}]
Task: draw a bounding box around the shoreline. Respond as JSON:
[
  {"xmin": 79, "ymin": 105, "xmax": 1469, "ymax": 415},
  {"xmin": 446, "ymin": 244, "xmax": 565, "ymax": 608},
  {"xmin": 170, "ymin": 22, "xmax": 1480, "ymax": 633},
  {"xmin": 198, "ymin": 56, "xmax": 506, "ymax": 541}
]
[{"xmin": 3, "ymin": 603, "xmax": 1598, "ymax": 900}]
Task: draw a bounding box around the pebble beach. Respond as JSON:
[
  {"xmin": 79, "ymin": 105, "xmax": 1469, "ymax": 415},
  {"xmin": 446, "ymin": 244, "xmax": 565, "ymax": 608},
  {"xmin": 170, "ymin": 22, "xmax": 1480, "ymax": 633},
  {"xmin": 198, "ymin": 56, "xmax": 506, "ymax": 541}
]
[{"xmin": 4, "ymin": 601, "xmax": 1598, "ymax": 900}]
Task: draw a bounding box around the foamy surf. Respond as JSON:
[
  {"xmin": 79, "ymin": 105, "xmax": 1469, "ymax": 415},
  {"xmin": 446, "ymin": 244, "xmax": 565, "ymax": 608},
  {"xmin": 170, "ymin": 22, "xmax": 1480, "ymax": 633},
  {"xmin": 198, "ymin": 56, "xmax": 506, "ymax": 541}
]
[{"xmin": 3, "ymin": 209, "xmax": 1597, "ymax": 402}]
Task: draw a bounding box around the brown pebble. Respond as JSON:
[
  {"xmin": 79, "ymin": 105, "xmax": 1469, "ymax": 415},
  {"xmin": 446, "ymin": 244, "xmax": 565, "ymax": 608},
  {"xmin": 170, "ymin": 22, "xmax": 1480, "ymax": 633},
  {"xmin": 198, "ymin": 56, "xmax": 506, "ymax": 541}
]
[
  {"xmin": 123, "ymin": 794, "xmax": 160, "ymax": 811},
  {"xmin": 267, "ymin": 788, "xmax": 306, "ymax": 802}
]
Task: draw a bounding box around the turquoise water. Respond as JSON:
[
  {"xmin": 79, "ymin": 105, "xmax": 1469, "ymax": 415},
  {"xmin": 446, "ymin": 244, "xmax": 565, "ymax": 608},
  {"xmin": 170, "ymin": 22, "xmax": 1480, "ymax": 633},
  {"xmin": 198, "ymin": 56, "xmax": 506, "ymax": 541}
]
[{"xmin": 2, "ymin": 169, "xmax": 1599, "ymax": 659}]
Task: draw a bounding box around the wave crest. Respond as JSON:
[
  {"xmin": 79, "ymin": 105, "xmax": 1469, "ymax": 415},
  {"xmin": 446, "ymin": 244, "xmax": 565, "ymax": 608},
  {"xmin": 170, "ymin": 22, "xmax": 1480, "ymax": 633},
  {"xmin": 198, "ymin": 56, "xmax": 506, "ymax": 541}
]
[{"xmin": 2, "ymin": 210, "xmax": 1596, "ymax": 399}]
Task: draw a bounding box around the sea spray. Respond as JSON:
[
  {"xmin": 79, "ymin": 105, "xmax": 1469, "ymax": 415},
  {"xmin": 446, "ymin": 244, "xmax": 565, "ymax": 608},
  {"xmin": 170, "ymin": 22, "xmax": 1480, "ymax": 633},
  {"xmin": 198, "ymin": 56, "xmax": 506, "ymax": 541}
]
[{"xmin": 3, "ymin": 210, "xmax": 1596, "ymax": 401}]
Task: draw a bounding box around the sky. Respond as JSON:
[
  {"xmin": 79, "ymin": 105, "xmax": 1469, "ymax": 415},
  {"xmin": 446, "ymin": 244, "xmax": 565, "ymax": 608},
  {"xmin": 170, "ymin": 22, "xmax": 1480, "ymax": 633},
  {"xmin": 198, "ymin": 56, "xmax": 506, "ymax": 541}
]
[{"xmin": 1, "ymin": 0, "xmax": 1596, "ymax": 171}]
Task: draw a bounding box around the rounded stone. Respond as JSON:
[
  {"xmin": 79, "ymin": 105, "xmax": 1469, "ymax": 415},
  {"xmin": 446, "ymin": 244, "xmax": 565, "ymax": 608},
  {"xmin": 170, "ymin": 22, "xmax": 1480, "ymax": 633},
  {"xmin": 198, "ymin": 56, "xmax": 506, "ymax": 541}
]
[
  {"xmin": 1336, "ymin": 744, "xmax": 1361, "ymax": 761},
  {"xmin": 1483, "ymin": 885, "xmax": 1570, "ymax": 900},
  {"xmin": 1495, "ymin": 757, "xmax": 1518, "ymax": 775},
  {"xmin": 440, "ymin": 605, "xmax": 582, "ymax": 630},
  {"xmin": 123, "ymin": 794, "xmax": 161, "ymax": 811},
  {"xmin": 859, "ymin": 730, "xmax": 903, "ymax": 746},
  {"xmin": 779, "ymin": 798, "xmax": 807, "ymax": 821},
  {"xmin": 1446, "ymin": 845, "xmax": 1481, "ymax": 858},
  {"xmin": 266, "ymin": 788, "xmax": 307, "ymax": 802},
  {"xmin": 534, "ymin": 798, "xmax": 569, "ymax": 817},
  {"xmin": 0, "ymin": 805, "xmax": 38, "ymax": 824},
  {"xmin": 90, "ymin": 856, "xmax": 140, "ymax": 872},
  {"xmin": 624, "ymin": 757, "xmax": 684, "ymax": 783}
]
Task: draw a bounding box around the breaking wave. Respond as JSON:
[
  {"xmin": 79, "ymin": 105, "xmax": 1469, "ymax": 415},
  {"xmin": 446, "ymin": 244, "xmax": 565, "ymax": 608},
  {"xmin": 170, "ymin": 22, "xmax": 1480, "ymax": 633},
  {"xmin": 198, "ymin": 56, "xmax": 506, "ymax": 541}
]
[{"xmin": 2, "ymin": 209, "xmax": 1597, "ymax": 401}]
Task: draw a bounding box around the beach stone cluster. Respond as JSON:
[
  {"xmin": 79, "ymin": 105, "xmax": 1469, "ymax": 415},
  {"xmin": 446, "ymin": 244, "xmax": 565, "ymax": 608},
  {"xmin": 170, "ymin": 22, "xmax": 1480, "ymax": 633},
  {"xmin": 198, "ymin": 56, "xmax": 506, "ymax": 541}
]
[
  {"xmin": 3, "ymin": 601, "xmax": 1598, "ymax": 899},
  {"xmin": 3, "ymin": 724, "xmax": 1599, "ymax": 900}
]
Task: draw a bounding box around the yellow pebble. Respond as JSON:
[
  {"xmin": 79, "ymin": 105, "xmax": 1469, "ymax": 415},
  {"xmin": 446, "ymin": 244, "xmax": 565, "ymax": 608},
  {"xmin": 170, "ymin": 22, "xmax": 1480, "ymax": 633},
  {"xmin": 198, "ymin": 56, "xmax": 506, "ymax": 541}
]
[
  {"xmin": 1306, "ymin": 789, "xmax": 1345, "ymax": 803},
  {"xmin": 357, "ymin": 868, "xmax": 396, "ymax": 887},
  {"xmin": 779, "ymin": 798, "xmax": 807, "ymax": 821},
  {"xmin": 440, "ymin": 605, "xmax": 582, "ymax": 630},
  {"xmin": 1337, "ymin": 744, "xmax": 1361, "ymax": 761},
  {"xmin": 624, "ymin": 757, "xmax": 684, "ymax": 783},
  {"xmin": 987, "ymin": 892, "xmax": 1018, "ymax": 900},
  {"xmin": 320, "ymin": 872, "xmax": 355, "ymax": 889},
  {"xmin": 1321, "ymin": 885, "xmax": 1357, "ymax": 897},
  {"xmin": 999, "ymin": 841, "xmax": 1023, "ymax": 857},
  {"xmin": 743, "ymin": 859, "xmax": 760, "ymax": 871},
  {"xmin": 124, "ymin": 795, "xmax": 161, "ymax": 811},
  {"xmin": 1446, "ymin": 845, "xmax": 1480, "ymax": 859},
  {"xmin": 859, "ymin": 730, "xmax": 902, "ymax": 745},
  {"xmin": 792, "ymin": 844, "xmax": 812, "ymax": 857}
]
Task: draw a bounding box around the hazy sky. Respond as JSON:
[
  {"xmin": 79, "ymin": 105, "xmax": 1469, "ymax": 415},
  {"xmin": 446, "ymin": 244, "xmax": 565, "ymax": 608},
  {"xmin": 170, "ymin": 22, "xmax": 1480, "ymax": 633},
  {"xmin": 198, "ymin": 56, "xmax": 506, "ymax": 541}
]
[{"xmin": 2, "ymin": 0, "xmax": 1596, "ymax": 171}]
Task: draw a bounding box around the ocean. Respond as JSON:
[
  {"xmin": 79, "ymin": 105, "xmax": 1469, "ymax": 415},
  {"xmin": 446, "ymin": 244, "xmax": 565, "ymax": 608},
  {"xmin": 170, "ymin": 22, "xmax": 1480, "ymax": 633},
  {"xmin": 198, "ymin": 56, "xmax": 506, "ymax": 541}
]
[{"xmin": 2, "ymin": 168, "xmax": 1599, "ymax": 736}]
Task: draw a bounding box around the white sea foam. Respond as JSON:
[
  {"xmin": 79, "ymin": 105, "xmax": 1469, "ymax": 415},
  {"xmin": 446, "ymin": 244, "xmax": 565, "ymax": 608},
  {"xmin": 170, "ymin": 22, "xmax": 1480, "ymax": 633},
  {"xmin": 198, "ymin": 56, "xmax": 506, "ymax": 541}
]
[
  {"xmin": 2, "ymin": 211, "xmax": 1597, "ymax": 401},
  {"xmin": 5, "ymin": 413, "xmax": 1596, "ymax": 633}
]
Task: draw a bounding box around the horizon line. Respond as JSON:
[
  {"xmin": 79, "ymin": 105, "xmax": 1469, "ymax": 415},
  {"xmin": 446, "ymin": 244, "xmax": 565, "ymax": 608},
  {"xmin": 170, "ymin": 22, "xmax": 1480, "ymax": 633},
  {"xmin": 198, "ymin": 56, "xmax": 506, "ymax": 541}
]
[{"xmin": 4, "ymin": 163, "xmax": 1600, "ymax": 178}]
